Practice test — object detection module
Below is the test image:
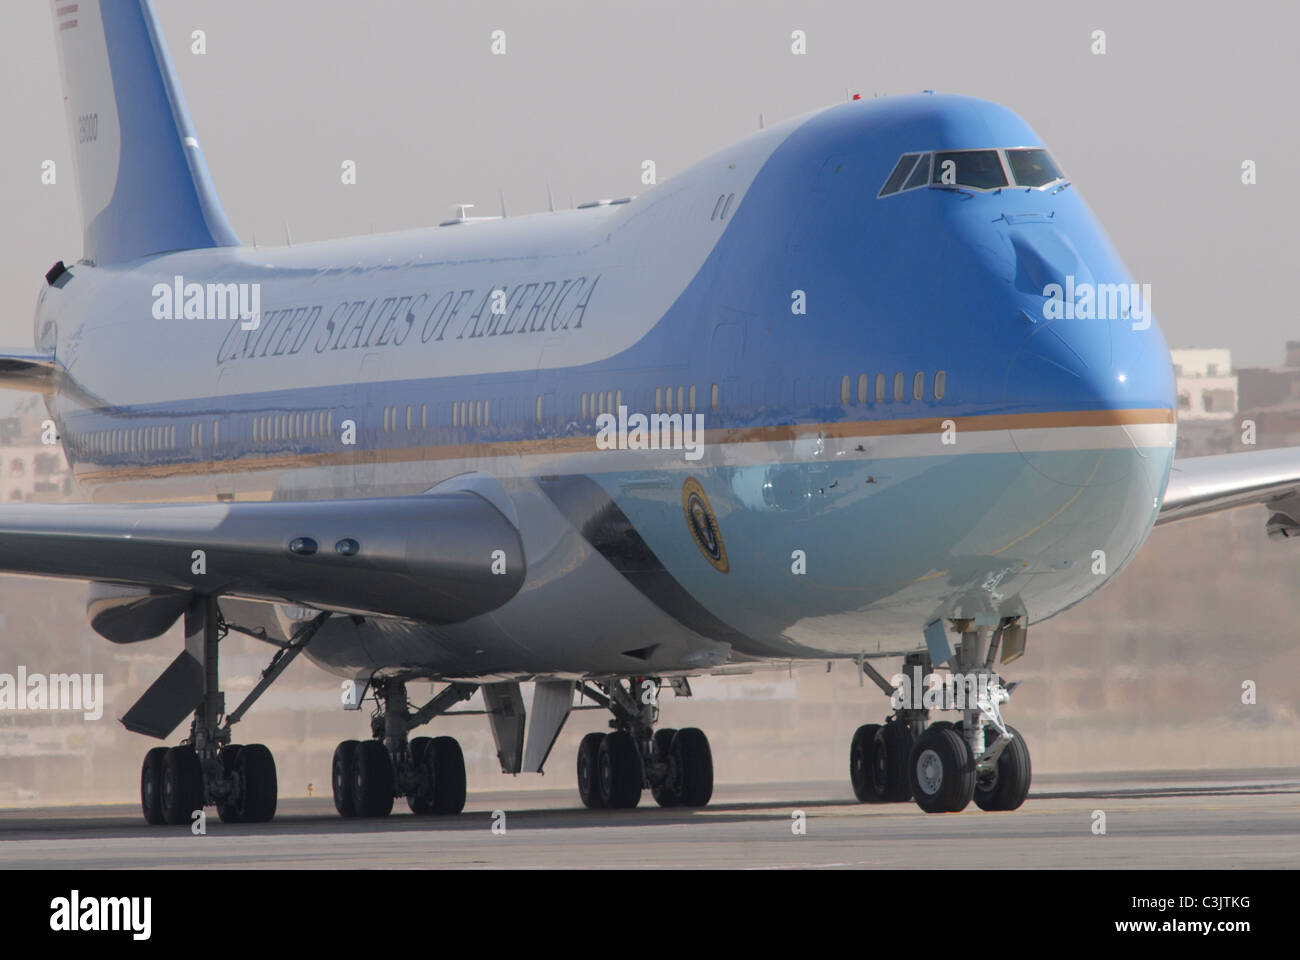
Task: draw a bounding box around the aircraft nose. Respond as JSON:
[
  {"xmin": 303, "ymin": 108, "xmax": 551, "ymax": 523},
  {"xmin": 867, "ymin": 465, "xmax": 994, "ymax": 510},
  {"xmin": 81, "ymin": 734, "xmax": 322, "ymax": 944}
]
[{"xmin": 1001, "ymin": 231, "xmax": 1175, "ymax": 489}]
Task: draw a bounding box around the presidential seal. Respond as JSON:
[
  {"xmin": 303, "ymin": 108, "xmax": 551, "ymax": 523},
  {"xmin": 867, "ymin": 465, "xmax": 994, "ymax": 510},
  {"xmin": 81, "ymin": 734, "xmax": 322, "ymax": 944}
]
[{"xmin": 682, "ymin": 476, "xmax": 729, "ymax": 573}]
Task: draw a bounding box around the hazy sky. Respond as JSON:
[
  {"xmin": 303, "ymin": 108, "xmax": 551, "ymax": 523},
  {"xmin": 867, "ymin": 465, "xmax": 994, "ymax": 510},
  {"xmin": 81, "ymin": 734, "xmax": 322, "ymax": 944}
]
[{"xmin": 1, "ymin": 0, "xmax": 1295, "ymax": 370}]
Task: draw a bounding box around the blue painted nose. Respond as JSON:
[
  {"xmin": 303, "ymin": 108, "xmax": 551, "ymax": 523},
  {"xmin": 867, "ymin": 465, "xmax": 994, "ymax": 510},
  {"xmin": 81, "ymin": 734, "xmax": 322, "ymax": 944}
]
[{"xmin": 1002, "ymin": 227, "xmax": 1175, "ymax": 488}]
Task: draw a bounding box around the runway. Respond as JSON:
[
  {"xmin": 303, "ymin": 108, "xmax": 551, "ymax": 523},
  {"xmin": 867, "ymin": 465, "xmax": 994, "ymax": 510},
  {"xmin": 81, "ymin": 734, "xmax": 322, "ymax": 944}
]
[{"xmin": 1, "ymin": 770, "xmax": 1296, "ymax": 869}]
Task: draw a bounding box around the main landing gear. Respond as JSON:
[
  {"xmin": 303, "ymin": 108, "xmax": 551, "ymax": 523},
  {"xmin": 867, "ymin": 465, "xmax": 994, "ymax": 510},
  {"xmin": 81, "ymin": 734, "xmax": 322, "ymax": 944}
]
[
  {"xmin": 331, "ymin": 678, "xmax": 479, "ymax": 818},
  {"xmin": 849, "ymin": 621, "xmax": 1032, "ymax": 814},
  {"xmin": 575, "ymin": 677, "xmax": 714, "ymax": 810},
  {"xmin": 138, "ymin": 598, "xmax": 330, "ymax": 825}
]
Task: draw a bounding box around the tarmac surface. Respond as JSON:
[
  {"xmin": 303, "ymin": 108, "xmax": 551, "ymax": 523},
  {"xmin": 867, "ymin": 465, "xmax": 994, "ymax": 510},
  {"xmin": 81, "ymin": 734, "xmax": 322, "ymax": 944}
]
[{"xmin": 1, "ymin": 770, "xmax": 1296, "ymax": 869}]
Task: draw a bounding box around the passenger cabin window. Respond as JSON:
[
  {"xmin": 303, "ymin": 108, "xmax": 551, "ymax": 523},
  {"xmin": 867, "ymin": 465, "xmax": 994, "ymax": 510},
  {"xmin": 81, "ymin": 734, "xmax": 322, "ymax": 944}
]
[
  {"xmin": 913, "ymin": 371, "xmax": 925, "ymax": 400},
  {"xmin": 934, "ymin": 370, "xmax": 946, "ymax": 400},
  {"xmin": 893, "ymin": 372, "xmax": 904, "ymax": 402}
]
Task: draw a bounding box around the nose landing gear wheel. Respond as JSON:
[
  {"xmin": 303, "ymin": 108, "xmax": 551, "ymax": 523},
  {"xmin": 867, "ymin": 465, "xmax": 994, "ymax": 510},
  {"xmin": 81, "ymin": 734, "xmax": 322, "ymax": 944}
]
[
  {"xmin": 973, "ymin": 724, "xmax": 1031, "ymax": 811},
  {"xmin": 909, "ymin": 726, "xmax": 975, "ymax": 813}
]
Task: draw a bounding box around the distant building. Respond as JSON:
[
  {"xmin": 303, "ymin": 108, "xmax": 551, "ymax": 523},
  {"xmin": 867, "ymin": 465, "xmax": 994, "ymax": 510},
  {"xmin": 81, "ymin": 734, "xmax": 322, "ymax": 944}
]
[
  {"xmin": 1171, "ymin": 348, "xmax": 1239, "ymax": 456},
  {"xmin": 1234, "ymin": 341, "xmax": 1300, "ymax": 451},
  {"xmin": 0, "ymin": 445, "xmax": 71, "ymax": 502}
]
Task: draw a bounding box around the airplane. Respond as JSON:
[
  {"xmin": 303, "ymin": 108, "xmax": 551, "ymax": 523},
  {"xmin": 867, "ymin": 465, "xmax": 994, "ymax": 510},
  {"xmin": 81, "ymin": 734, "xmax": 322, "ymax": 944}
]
[{"xmin": 5, "ymin": 0, "xmax": 1298, "ymax": 824}]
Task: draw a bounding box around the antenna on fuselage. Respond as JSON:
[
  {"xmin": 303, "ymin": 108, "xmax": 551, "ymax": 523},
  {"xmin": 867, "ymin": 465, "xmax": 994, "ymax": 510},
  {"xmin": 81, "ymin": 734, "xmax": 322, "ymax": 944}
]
[
  {"xmin": 759, "ymin": 112, "xmax": 765, "ymax": 129},
  {"xmin": 546, "ymin": 183, "xmax": 555, "ymax": 212},
  {"xmin": 283, "ymin": 223, "xmax": 293, "ymax": 246},
  {"xmin": 499, "ymin": 190, "xmax": 508, "ymax": 218}
]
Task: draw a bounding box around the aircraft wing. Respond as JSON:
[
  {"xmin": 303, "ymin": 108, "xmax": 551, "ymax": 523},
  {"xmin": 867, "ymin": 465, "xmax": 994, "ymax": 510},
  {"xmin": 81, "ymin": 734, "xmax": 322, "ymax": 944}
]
[
  {"xmin": 0, "ymin": 492, "xmax": 525, "ymax": 635},
  {"xmin": 1157, "ymin": 446, "xmax": 1300, "ymax": 535}
]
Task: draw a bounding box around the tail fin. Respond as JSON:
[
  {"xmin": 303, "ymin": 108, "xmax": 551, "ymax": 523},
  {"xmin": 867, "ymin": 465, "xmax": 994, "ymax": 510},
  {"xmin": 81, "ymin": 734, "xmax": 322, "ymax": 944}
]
[{"xmin": 50, "ymin": 0, "xmax": 238, "ymax": 264}]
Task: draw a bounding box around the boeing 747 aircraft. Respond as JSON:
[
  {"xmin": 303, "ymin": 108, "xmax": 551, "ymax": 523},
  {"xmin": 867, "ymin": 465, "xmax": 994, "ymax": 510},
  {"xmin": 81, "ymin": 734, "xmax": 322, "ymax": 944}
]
[{"xmin": 6, "ymin": 0, "xmax": 1298, "ymax": 822}]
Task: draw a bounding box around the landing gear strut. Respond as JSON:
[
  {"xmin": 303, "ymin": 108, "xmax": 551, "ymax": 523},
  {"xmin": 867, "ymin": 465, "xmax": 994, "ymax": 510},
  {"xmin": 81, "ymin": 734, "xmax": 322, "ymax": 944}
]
[
  {"xmin": 849, "ymin": 621, "xmax": 1031, "ymax": 814},
  {"xmin": 575, "ymin": 677, "xmax": 713, "ymax": 810},
  {"xmin": 137, "ymin": 598, "xmax": 328, "ymax": 825},
  {"xmin": 331, "ymin": 678, "xmax": 477, "ymax": 818}
]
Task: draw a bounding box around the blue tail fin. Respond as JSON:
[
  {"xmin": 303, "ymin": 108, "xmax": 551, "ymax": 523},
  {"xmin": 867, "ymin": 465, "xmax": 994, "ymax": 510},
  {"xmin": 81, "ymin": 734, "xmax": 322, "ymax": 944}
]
[{"xmin": 50, "ymin": 0, "xmax": 239, "ymax": 264}]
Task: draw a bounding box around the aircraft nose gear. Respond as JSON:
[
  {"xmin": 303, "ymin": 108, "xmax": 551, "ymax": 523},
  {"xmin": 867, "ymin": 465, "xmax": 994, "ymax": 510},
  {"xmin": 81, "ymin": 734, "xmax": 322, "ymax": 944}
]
[
  {"xmin": 849, "ymin": 619, "xmax": 1031, "ymax": 814},
  {"xmin": 330, "ymin": 678, "xmax": 477, "ymax": 819},
  {"xmin": 576, "ymin": 677, "xmax": 713, "ymax": 810}
]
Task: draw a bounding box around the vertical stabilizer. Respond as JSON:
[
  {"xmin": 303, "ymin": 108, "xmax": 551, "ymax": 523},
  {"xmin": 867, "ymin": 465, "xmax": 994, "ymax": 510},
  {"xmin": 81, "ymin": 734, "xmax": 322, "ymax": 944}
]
[{"xmin": 50, "ymin": 0, "xmax": 239, "ymax": 264}]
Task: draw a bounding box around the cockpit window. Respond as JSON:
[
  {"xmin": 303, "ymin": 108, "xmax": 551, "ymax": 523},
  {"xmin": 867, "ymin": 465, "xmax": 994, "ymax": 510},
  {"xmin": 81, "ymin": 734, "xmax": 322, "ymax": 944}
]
[
  {"xmin": 878, "ymin": 146, "xmax": 1066, "ymax": 197},
  {"xmin": 878, "ymin": 153, "xmax": 919, "ymax": 197},
  {"xmin": 932, "ymin": 150, "xmax": 1007, "ymax": 189},
  {"xmin": 903, "ymin": 153, "xmax": 931, "ymax": 190},
  {"xmin": 1005, "ymin": 148, "xmax": 1064, "ymax": 187}
]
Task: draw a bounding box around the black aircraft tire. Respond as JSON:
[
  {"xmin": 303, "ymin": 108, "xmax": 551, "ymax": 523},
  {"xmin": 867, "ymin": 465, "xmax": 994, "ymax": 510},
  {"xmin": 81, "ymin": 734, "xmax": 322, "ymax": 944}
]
[
  {"xmin": 850, "ymin": 723, "xmax": 884, "ymax": 802},
  {"xmin": 577, "ymin": 732, "xmax": 607, "ymax": 809},
  {"xmin": 973, "ymin": 725, "xmax": 1032, "ymax": 812},
  {"xmin": 216, "ymin": 745, "xmax": 245, "ymax": 823},
  {"xmin": 237, "ymin": 744, "xmax": 278, "ymax": 823},
  {"xmin": 332, "ymin": 740, "xmax": 359, "ymax": 817},
  {"xmin": 140, "ymin": 747, "xmax": 168, "ymax": 825},
  {"xmin": 671, "ymin": 728, "xmax": 713, "ymax": 808},
  {"xmin": 430, "ymin": 736, "xmax": 467, "ymax": 815},
  {"xmin": 161, "ymin": 745, "xmax": 204, "ymax": 826},
  {"xmin": 909, "ymin": 726, "xmax": 975, "ymax": 814},
  {"xmin": 651, "ymin": 728, "xmax": 679, "ymax": 807},
  {"xmin": 598, "ymin": 731, "xmax": 643, "ymax": 809},
  {"xmin": 407, "ymin": 737, "xmax": 434, "ymax": 815},
  {"xmin": 877, "ymin": 720, "xmax": 914, "ymax": 802},
  {"xmin": 351, "ymin": 739, "xmax": 394, "ymax": 818}
]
